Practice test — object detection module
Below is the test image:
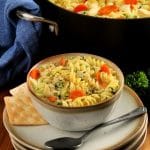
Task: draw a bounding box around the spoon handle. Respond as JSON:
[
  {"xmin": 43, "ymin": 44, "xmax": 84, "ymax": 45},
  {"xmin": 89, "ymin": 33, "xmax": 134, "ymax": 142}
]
[{"xmin": 80, "ymin": 106, "xmax": 147, "ymax": 140}]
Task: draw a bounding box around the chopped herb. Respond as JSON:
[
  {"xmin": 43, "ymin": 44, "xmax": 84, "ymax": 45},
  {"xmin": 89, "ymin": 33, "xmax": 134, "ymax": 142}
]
[
  {"xmin": 57, "ymin": 101, "xmax": 62, "ymax": 105},
  {"xmin": 46, "ymin": 72, "xmax": 51, "ymax": 76},
  {"xmin": 54, "ymin": 80, "xmax": 64, "ymax": 90},
  {"xmin": 82, "ymin": 11, "xmax": 87, "ymax": 15},
  {"xmin": 109, "ymin": 87, "xmax": 116, "ymax": 94},
  {"xmin": 125, "ymin": 71, "xmax": 149, "ymax": 96}
]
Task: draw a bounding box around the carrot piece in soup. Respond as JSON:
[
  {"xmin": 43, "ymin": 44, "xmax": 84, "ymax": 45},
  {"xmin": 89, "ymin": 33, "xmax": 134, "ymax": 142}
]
[
  {"xmin": 48, "ymin": 96, "xmax": 57, "ymax": 102},
  {"xmin": 100, "ymin": 64, "xmax": 110, "ymax": 74},
  {"xmin": 99, "ymin": 80, "xmax": 108, "ymax": 88},
  {"xmin": 59, "ymin": 57, "xmax": 67, "ymax": 66},
  {"xmin": 95, "ymin": 71, "xmax": 108, "ymax": 88},
  {"xmin": 95, "ymin": 71, "xmax": 101, "ymax": 81},
  {"xmin": 95, "ymin": 64, "xmax": 110, "ymax": 88},
  {"xmin": 124, "ymin": 0, "xmax": 137, "ymax": 5},
  {"xmin": 98, "ymin": 5, "xmax": 119, "ymax": 15},
  {"xmin": 29, "ymin": 68, "xmax": 40, "ymax": 79},
  {"xmin": 83, "ymin": 0, "xmax": 87, "ymax": 3},
  {"xmin": 74, "ymin": 4, "xmax": 88, "ymax": 12},
  {"xmin": 69, "ymin": 90, "xmax": 85, "ymax": 99}
]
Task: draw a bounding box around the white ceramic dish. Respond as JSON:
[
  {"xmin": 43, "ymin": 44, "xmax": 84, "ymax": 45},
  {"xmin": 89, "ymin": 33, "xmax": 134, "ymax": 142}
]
[
  {"xmin": 9, "ymin": 114, "xmax": 148, "ymax": 150},
  {"xmin": 136, "ymin": 128, "xmax": 147, "ymax": 150},
  {"xmin": 11, "ymin": 139, "xmax": 20, "ymax": 150},
  {"xmin": 122, "ymin": 114, "xmax": 148, "ymax": 150},
  {"xmin": 11, "ymin": 137, "xmax": 28, "ymax": 150},
  {"xmin": 3, "ymin": 84, "xmax": 147, "ymax": 150},
  {"xmin": 10, "ymin": 129, "xmax": 147, "ymax": 150},
  {"xmin": 27, "ymin": 53, "xmax": 124, "ymax": 131},
  {"xmin": 129, "ymin": 127, "xmax": 147, "ymax": 150}
]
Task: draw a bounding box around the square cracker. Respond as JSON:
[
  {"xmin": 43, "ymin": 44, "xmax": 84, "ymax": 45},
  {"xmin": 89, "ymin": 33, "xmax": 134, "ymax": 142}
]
[
  {"xmin": 9, "ymin": 82, "xmax": 28, "ymax": 97},
  {"xmin": 4, "ymin": 95, "xmax": 48, "ymax": 125},
  {"xmin": 4, "ymin": 96, "xmax": 48, "ymax": 125}
]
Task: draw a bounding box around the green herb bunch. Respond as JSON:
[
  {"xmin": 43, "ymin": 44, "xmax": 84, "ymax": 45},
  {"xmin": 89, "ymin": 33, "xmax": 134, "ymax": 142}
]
[{"xmin": 125, "ymin": 70, "xmax": 150, "ymax": 105}]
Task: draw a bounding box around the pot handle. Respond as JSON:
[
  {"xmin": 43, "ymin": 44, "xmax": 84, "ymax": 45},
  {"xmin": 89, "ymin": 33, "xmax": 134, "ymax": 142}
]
[{"xmin": 16, "ymin": 10, "xmax": 59, "ymax": 36}]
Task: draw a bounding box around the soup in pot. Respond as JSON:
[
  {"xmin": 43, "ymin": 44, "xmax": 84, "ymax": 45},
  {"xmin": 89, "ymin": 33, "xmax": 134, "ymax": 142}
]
[{"xmin": 49, "ymin": 0, "xmax": 150, "ymax": 18}]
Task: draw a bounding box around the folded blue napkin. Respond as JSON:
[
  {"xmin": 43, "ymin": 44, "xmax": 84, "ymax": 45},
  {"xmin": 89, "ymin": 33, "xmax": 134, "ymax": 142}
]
[{"xmin": 0, "ymin": 0, "xmax": 42, "ymax": 88}]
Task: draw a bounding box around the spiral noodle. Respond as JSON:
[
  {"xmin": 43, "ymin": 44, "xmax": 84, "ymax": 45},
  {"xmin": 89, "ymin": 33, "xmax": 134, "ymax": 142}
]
[{"xmin": 29, "ymin": 55, "xmax": 120, "ymax": 107}]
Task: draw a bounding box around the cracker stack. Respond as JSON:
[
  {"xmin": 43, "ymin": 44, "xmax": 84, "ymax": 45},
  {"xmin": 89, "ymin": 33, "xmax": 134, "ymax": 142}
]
[{"xmin": 4, "ymin": 83, "xmax": 48, "ymax": 125}]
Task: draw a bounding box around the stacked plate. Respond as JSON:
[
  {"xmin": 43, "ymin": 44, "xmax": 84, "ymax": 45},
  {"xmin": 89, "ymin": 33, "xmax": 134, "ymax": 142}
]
[{"xmin": 3, "ymin": 85, "xmax": 148, "ymax": 150}]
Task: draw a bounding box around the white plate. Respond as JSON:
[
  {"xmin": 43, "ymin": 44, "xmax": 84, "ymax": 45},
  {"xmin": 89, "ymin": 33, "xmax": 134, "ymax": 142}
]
[
  {"xmin": 136, "ymin": 127, "xmax": 148, "ymax": 150},
  {"xmin": 11, "ymin": 137, "xmax": 28, "ymax": 150},
  {"xmin": 124, "ymin": 128, "xmax": 147, "ymax": 150},
  {"xmin": 3, "ymin": 85, "xmax": 147, "ymax": 150},
  {"xmin": 11, "ymin": 129, "xmax": 147, "ymax": 150},
  {"xmin": 122, "ymin": 114, "xmax": 148, "ymax": 150},
  {"xmin": 10, "ymin": 114, "xmax": 148, "ymax": 150},
  {"xmin": 11, "ymin": 139, "xmax": 20, "ymax": 150}
]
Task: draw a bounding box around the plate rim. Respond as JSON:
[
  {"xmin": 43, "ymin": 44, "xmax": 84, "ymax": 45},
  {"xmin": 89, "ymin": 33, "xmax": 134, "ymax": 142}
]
[
  {"xmin": 109, "ymin": 85, "xmax": 147, "ymax": 149},
  {"xmin": 121, "ymin": 113, "xmax": 148, "ymax": 150}
]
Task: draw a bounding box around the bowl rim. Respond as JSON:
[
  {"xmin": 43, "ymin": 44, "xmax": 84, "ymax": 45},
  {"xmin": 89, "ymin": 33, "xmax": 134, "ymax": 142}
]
[{"xmin": 27, "ymin": 53, "xmax": 124, "ymax": 111}]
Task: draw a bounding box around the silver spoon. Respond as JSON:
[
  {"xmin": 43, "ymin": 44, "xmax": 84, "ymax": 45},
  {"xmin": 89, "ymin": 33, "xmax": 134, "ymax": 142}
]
[
  {"xmin": 44, "ymin": 106, "xmax": 147, "ymax": 150},
  {"xmin": 16, "ymin": 10, "xmax": 59, "ymax": 36}
]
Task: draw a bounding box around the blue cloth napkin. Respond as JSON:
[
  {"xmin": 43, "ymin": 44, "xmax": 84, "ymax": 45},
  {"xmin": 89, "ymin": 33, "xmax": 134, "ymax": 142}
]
[{"xmin": 0, "ymin": 0, "xmax": 42, "ymax": 88}]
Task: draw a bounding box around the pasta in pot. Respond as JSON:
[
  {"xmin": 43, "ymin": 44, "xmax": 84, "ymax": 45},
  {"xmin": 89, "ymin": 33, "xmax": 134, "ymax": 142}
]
[
  {"xmin": 28, "ymin": 55, "xmax": 120, "ymax": 107},
  {"xmin": 49, "ymin": 0, "xmax": 150, "ymax": 18}
]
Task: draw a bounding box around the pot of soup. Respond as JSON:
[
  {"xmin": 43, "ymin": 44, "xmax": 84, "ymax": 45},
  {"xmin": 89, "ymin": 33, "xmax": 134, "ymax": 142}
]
[{"xmin": 34, "ymin": 0, "xmax": 150, "ymax": 70}]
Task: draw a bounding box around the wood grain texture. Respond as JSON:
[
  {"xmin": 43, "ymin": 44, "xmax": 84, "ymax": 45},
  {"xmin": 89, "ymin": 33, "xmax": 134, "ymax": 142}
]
[
  {"xmin": 0, "ymin": 88, "xmax": 149, "ymax": 150},
  {"xmin": 0, "ymin": 88, "xmax": 14, "ymax": 150},
  {"xmin": 141, "ymin": 123, "xmax": 150, "ymax": 150}
]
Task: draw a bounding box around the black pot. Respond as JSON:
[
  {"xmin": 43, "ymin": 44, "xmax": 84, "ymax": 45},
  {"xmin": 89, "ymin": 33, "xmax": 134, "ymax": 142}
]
[{"xmin": 36, "ymin": 0, "xmax": 150, "ymax": 72}]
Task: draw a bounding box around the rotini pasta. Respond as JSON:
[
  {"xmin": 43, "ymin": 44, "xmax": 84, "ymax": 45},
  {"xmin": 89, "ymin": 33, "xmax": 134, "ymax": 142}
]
[
  {"xmin": 28, "ymin": 55, "xmax": 120, "ymax": 107},
  {"xmin": 49, "ymin": 0, "xmax": 150, "ymax": 19}
]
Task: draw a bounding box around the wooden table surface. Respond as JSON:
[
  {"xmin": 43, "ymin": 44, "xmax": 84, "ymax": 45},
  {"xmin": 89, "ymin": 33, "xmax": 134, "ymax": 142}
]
[{"xmin": 0, "ymin": 86, "xmax": 150, "ymax": 150}]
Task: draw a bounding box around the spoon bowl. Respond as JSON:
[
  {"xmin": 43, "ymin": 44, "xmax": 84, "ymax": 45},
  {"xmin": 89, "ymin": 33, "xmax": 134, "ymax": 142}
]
[
  {"xmin": 45, "ymin": 137, "xmax": 82, "ymax": 149},
  {"xmin": 45, "ymin": 106, "xmax": 147, "ymax": 150}
]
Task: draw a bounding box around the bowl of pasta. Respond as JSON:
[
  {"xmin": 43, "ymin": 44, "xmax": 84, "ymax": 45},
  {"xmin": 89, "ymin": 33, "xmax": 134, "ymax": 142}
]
[{"xmin": 27, "ymin": 53, "xmax": 124, "ymax": 131}]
